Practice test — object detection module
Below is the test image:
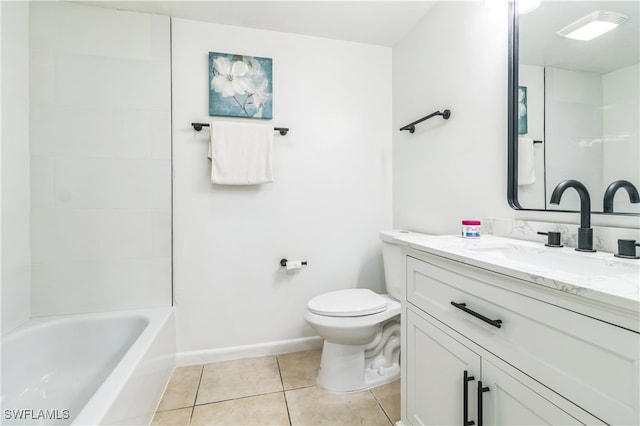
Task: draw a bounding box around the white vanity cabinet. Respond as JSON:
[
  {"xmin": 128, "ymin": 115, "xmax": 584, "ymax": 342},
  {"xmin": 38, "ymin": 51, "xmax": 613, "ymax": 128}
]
[
  {"xmin": 401, "ymin": 249, "xmax": 640, "ymax": 426},
  {"xmin": 405, "ymin": 310, "xmax": 585, "ymax": 425}
]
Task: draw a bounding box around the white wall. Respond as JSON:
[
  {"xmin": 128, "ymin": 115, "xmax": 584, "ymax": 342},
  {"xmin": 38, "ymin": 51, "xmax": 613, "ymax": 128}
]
[
  {"xmin": 29, "ymin": 2, "xmax": 172, "ymax": 316},
  {"xmin": 1, "ymin": 1, "xmax": 31, "ymax": 334},
  {"xmin": 603, "ymin": 63, "xmax": 640, "ymax": 214},
  {"xmin": 172, "ymin": 18, "xmax": 392, "ymax": 354},
  {"xmin": 393, "ymin": 1, "xmax": 513, "ymax": 234}
]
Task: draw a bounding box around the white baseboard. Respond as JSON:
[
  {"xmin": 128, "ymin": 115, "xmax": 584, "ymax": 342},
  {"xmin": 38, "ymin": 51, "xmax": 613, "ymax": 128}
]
[{"xmin": 176, "ymin": 336, "xmax": 324, "ymax": 366}]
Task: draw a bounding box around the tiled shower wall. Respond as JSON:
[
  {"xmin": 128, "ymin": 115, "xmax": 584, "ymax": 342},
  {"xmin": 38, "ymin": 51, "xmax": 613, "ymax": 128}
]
[
  {"xmin": 29, "ymin": 2, "xmax": 172, "ymax": 316},
  {"xmin": 1, "ymin": 1, "xmax": 31, "ymax": 333}
]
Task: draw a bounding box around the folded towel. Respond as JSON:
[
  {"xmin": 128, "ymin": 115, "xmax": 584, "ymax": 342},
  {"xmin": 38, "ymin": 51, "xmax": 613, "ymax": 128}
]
[
  {"xmin": 208, "ymin": 121, "xmax": 274, "ymax": 185},
  {"xmin": 518, "ymin": 137, "xmax": 535, "ymax": 185}
]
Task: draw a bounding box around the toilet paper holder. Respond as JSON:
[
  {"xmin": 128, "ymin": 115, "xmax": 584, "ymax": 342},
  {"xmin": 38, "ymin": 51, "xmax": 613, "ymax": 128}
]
[{"xmin": 280, "ymin": 258, "xmax": 308, "ymax": 268}]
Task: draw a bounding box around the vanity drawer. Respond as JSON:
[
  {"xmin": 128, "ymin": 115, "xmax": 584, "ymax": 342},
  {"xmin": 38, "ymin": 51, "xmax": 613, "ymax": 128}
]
[{"xmin": 406, "ymin": 253, "xmax": 640, "ymax": 425}]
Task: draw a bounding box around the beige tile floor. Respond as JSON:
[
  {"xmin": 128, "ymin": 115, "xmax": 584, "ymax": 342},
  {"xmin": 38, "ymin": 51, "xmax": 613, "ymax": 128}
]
[{"xmin": 152, "ymin": 349, "xmax": 400, "ymax": 425}]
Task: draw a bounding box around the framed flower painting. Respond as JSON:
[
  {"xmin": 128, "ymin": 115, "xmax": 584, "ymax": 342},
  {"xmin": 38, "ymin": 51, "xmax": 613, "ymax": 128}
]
[{"xmin": 209, "ymin": 52, "xmax": 273, "ymax": 119}]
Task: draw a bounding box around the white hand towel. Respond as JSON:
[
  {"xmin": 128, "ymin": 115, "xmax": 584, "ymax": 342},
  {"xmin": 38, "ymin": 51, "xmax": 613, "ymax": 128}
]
[
  {"xmin": 209, "ymin": 121, "xmax": 274, "ymax": 185},
  {"xmin": 518, "ymin": 137, "xmax": 536, "ymax": 186}
]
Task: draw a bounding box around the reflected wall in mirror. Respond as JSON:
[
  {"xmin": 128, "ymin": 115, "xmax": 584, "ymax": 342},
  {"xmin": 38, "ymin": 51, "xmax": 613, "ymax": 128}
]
[{"xmin": 508, "ymin": 0, "xmax": 640, "ymax": 215}]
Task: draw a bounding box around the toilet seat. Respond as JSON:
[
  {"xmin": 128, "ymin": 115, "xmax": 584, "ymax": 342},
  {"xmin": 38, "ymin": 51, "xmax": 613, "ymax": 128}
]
[{"xmin": 307, "ymin": 289, "xmax": 389, "ymax": 317}]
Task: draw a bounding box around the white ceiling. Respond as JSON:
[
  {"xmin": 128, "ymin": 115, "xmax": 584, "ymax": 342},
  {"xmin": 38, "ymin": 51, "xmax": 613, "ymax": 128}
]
[{"xmin": 74, "ymin": 1, "xmax": 437, "ymax": 46}]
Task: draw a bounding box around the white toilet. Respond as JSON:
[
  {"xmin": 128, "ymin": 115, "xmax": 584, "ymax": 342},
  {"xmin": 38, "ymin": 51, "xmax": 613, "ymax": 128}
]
[{"xmin": 304, "ymin": 230, "xmax": 408, "ymax": 392}]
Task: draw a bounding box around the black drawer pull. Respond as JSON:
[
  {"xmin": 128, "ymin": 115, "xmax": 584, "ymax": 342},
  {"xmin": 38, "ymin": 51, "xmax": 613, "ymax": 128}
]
[
  {"xmin": 463, "ymin": 370, "xmax": 475, "ymax": 426},
  {"xmin": 477, "ymin": 380, "xmax": 490, "ymax": 426},
  {"xmin": 451, "ymin": 302, "xmax": 503, "ymax": 328}
]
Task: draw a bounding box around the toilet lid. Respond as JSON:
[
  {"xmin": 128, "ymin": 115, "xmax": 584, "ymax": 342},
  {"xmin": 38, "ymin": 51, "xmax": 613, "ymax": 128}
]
[{"xmin": 307, "ymin": 289, "xmax": 389, "ymax": 317}]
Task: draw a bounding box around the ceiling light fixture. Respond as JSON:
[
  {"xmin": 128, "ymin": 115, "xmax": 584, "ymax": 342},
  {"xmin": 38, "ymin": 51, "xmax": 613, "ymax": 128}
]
[{"xmin": 558, "ymin": 11, "xmax": 628, "ymax": 41}]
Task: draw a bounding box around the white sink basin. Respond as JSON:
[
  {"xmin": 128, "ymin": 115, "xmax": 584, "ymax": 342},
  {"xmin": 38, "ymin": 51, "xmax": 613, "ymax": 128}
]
[{"xmin": 464, "ymin": 243, "xmax": 639, "ymax": 280}]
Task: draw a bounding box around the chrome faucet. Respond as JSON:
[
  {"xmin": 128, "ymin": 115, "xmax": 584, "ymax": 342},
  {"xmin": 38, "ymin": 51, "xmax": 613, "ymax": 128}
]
[
  {"xmin": 603, "ymin": 180, "xmax": 640, "ymax": 213},
  {"xmin": 549, "ymin": 179, "xmax": 595, "ymax": 252}
]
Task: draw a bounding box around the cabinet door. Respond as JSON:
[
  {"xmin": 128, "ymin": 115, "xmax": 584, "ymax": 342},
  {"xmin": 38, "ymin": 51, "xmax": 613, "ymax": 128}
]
[
  {"xmin": 480, "ymin": 358, "xmax": 584, "ymax": 426},
  {"xmin": 405, "ymin": 309, "xmax": 481, "ymax": 426}
]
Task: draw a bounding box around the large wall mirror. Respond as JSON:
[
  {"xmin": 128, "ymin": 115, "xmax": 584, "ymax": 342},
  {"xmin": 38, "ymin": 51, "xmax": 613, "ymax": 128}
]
[{"xmin": 508, "ymin": 0, "xmax": 639, "ymax": 215}]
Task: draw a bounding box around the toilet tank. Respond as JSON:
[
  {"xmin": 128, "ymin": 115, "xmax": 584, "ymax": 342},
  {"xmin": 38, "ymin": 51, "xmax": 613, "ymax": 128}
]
[{"xmin": 379, "ymin": 230, "xmax": 410, "ymax": 300}]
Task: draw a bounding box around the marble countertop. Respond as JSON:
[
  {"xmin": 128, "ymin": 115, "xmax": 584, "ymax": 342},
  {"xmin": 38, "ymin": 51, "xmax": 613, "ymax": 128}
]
[{"xmin": 393, "ymin": 234, "xmax": 640, "ymax": 314}]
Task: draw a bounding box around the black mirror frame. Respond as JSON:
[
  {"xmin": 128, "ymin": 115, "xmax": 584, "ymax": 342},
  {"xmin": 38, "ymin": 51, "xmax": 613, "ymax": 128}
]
[
  {"xmin": 506, "ymin": 0, "xmax": 639, "ymax": 216},
  {"xmin": 507, "ymin": 0, "xmax": 520, "ymax": 210}
]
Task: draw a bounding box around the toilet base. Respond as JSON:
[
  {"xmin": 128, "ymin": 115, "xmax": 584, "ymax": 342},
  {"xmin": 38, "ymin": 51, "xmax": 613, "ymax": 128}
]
[{"xmin": 316, "ymin": 321, "xmax": 401, "ymax": 392}]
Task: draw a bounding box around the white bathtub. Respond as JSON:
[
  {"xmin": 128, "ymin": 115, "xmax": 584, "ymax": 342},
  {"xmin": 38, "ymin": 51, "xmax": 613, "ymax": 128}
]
[{"xmin": 1, "ymin": 308, "xmax": 175, "ymax": 425}]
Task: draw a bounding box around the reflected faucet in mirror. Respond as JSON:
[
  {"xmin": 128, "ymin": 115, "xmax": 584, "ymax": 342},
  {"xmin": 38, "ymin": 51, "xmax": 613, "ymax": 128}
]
[
  {"xmin": 603, "ymin": 180, "xmax": 640, "ymax": 213},
  {"xmin": 549, "ymin": 179, "xmax": 595, "ymax": 252}
]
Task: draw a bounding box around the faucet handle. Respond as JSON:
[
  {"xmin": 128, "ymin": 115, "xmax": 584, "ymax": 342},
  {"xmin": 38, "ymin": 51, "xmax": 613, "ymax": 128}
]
[
  {"xmin": 537, "ymin": 231, "xmax": 563, "ymax": 248},
  {"xmin": 615, "ymin": 239, "xmax": 640, "ymax": 259}
]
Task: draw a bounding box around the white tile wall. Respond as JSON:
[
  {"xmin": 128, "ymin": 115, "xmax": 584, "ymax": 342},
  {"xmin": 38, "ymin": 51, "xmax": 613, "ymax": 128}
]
[
  {"xmin": 31, "ymin": 105, "xmax": 155, "ymax": 158},
  {"xmin": 31, "ymin": 258, "xmax": 171, "ymax": 316},
  {"xmin": 31, "ymin": 209, "xmax": 153, "ymax": 262},
  {"xmin": 29, "ymin": 156, "xmax": 55, "ymax": 208},
  {"xmin": 152, "ymin": 209, "xmax": 172, "ymax": 258},
  {"xmin": 29, "ymin": 49, "xmax": 55, "ymax": 105},
  {"xmin": 2, "ymin": 1, "xmax": 31, "ymax": 334},
  {"xmin": 29, "ymin": 2, "xmax": 172, "ymax": 316},
  {"xmin": 151, "ymin": 111, "xmax": 172, "ymax": 159},
  {"xmin": 52, "ymin": 158, "xmax": 170, "ymax": 209},
  {"xmin": 29, "ymin": 1, "xmax": 153, "ymax": 60},
  {"xmin": 54, "ymin": 54, "xmax": 169, "ymax": 110}
]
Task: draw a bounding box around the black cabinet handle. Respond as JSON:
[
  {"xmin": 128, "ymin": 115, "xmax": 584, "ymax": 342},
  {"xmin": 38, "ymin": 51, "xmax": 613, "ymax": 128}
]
[
  {"xmin": 451, "ymin": 302, "xmax": 503, "ymax": 328},
  {"xmin": 463, "ymin": 370, "xmax": 475, "ymax": 426},
  {"xmin": 477, "ymin": 380, "xmax": 490, "ymax": 426}
]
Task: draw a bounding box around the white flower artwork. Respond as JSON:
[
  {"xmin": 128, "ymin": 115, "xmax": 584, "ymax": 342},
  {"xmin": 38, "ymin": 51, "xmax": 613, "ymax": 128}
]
[{"xmin": 209, "ymin": 52, "xmax": 273, "ymax": 119}]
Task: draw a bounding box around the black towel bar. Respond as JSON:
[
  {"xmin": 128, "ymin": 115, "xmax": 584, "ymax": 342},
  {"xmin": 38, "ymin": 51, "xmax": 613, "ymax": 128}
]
[
  {"xmin": 191, "ymin": 122, "xmax": 289, "ymax": 136},
  {"xmin": 400, "ymin": 109, "xmax": 451, "ymax": 133}
]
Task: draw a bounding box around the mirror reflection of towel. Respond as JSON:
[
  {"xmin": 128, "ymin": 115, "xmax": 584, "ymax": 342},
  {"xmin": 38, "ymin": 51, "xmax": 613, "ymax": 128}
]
[{"xmin": 518, "ymin": 137, "xmax": 535, "ymax": 185}]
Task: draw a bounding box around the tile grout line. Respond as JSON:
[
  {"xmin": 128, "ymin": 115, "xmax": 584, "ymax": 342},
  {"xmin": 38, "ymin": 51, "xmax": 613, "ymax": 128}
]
[
  {"xmin": 275, "ymin": 355, "xmax": 293, "ymax": 426},
  {"xmin": 193, "ymin": 389, "xmax": 286, "ymax": 407},
  {"xmin": 188, "ymin": 364, "xmax": 205, "ymax": 425},
  {"xmin": 187, "ymin": 406, "xmax": 194, "ymax": 426},
  {"xmin": 369, "ymin": 388, "xmax": 394, "ymax": 426}
]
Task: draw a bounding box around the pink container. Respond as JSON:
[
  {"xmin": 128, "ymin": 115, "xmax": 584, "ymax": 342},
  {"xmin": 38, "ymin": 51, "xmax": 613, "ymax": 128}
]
[{"xmin": 461, "ymin": 220, "xmax": 481, "ymax": 238}]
